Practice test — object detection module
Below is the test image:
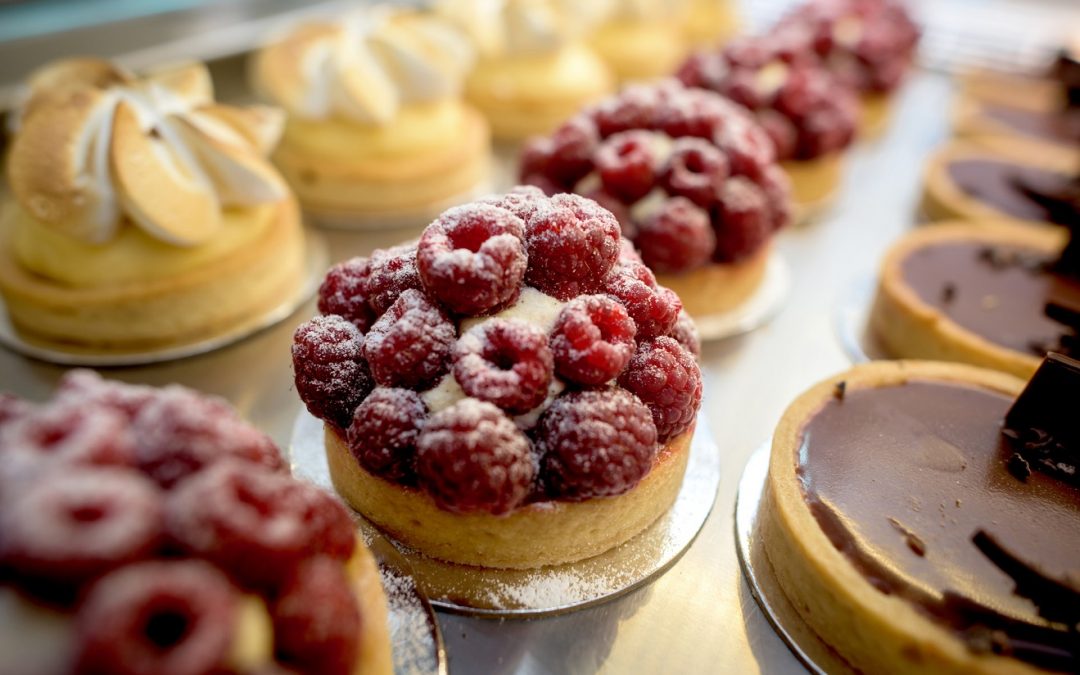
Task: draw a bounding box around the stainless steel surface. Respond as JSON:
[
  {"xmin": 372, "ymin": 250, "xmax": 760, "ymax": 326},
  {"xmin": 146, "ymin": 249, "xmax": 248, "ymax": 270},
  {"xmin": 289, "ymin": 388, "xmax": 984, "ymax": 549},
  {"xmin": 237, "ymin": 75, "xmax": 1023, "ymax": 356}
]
[
  {"xmin": 0, "ymin": 230, "xmax": 327, "ymax": 366},
  {"xmin": 834, "ymin": 274, "xmax": 888, "ymax": 365},
  {"xmin": 734, "ymin": 442, "xmax": 828, "ymax": 675},
  {"xmin": 0, "ymin": 70, "xmax": 953, "ymax": 673},
  {"xmin": 291, "ymin": 410, "xmax": 720, "ymax": 618}
]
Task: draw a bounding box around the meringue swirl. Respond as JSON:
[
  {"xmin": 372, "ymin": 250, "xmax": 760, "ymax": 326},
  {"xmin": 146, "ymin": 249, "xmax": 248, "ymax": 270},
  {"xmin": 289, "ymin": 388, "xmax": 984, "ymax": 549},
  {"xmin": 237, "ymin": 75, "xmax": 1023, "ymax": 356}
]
[
  {"xmin": 436, "ymin": 0, "xmax": 605, "ymax": 58},
  {"xmin": 252, "ymin": 7, "xmax": 474, "ymax": 125},
  {"xmin": 7, "ymin": 59, "xmax": 287, "ymax": 247}
]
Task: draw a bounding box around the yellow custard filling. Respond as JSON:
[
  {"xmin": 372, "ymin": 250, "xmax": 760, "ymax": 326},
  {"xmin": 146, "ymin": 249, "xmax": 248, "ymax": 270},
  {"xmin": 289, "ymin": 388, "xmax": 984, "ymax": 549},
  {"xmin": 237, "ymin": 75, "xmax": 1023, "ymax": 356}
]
[
  {"xmin": 467, "ymin": 44, "xmax": 613, "ymax": 105},
  {"xmin": 281, "ymin": 99, "xmax": 469, "ymax": 161},
  {"xmin": 8, "ymin": 202, "xmax": 278, "ymax": 288}
]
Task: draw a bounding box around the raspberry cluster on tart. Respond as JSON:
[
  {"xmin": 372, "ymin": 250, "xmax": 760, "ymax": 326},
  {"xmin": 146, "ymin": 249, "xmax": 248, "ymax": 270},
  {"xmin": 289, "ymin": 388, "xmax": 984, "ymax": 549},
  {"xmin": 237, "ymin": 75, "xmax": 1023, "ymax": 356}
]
[
  {"xmin": 772, "ymin": 0, "xmax": 920, "ymax": 135},
  {"xmin": 0, "ymin": 58, "xmax": 305, "ymax": 353},
  {"xmin": 677, "ymin": 33, "xmax": 859, "ymax": 215},
  {"xmin": 761, "ymin": 359, "xmax": 1080, "ymax": 674},
  {"xmin": 870, "ymin": 221, "xmax": 1078, "ymax": 379},
  {"xmin": 0, "ymin": 371, "xmax": 391, "ymax": 675},
  {"xmin": 292, "ymin": 188, "xmax": 703, "ymax": 570},
  {"xmin": 519, "ymin": 80, "xmax": 792, "ymax": 319},
  {"xmin": 251, "ymin": 6, "xmax": 491, "ymax": 223}
]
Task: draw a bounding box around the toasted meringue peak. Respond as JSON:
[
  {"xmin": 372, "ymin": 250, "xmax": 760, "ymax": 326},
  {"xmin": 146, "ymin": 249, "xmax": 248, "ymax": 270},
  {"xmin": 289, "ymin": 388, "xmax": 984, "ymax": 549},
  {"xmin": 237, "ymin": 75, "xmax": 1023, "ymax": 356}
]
[
  {"xmin": 252, "ymin": 7, "xmax": 474, "ymax": 124},
  {"xmin": 435, "ymin": 0, "xmax": 600, "ymax": 58},
  {"xmin": 6, "ymin": 57, "xmax": 288, "ymax": 247}
]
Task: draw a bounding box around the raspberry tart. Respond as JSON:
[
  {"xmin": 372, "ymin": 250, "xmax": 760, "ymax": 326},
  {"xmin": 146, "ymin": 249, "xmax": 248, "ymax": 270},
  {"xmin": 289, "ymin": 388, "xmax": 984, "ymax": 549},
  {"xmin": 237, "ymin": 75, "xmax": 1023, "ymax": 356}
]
[
  {"xmin": 773, "ymin": 0, "xmax": 920, "ymax": 136},
  {"xmin": 520, "ymin": 80, "xmax": 792, "ymax": 321},
  {"xmin": 870, "ymin": 221, "xmax": 1079, "ymax": 378},
  {"xmin": 760, "ymin": 358, "xmax": 1080, "ymax": 674},
  {"xmin": 293, "ymin": 188, "xmax": 703, "ymax": 569},
  {"xmin": 0, "ymin": 370, "xmax": 392, "ymax": 675},
  {"xmin": 677, "ymin": 33, "xmax": 860, "ymax": 216},
  {"xmin": 434, "ymin": 0, "xmax": 615, "ymax": 141},
  {"xmin": 251, "ymin": 6, "xmax": 490, "ymax": 223},
  {"xmin": 0, "ymin": 58, "xmax": 305, "ymax": 353}
]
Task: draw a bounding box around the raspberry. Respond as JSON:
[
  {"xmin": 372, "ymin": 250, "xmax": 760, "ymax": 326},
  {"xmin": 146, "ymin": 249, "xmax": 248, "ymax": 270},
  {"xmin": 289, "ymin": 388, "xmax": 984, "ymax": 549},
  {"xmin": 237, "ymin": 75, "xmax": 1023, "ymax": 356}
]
[
  {"xmin": 756, "ymin": 109, "xmax": 799, "ymax": 162},
  {"xmin": 346, "ymin": 387, "xmax": 426, "ymax": 485},
  {"xmin": 480, "ymin": 185, "xmax": 547, "ymax": 221},
  {"xmin": 132, "ymin": 387, "xmax": 284, "ymax": 489},
  {"xmin": 74, "ymin": 560, "xmax": 236, "ymax": 675},
  {"xmin": 617, "ymin": 337, "xmax": 702, "ymax": 442},
  {"xmin": 55, "ymin": 370, "xmax": 157, "ymax": 420},
  {"xmin": 592, "ymin": 85, "xmax": 658, "ymax": 137},
  {"xmin": 717, "ymin": 115, "xmax": 776, "ymax": 181},
  {"xmin": 363, "ymin": 289, "xmax": 456, "ymax": 390},
  {"xmin": 0, "ymin": 402, "xmax": 135, "ymax": 482},
  {"xmin": 165, "ymin": 461, "xmax": 350, "ymax": 590},
  {"xmin": 415, "ymin": 399, "xmax": 535, "ymax": 515},
  {"xmin": 417, "ymin": 204, "xmax": 527, "ymax": 316},
  {"xmin": 0, "ymin": 468, "xmax": 163, "ymax": 589},
  {"xmin": 453, "ymin": 319, "xmax": 554, "ymax": 414},
  {"xmin": 365, "ymin": 244, "xmax": 424, "ymax": 316},
  {"xmin": 541, "ymin": 115, "xmax": 600, "ymax": 187},
  {"xmin": 317, "ymin": 257, "xmax": 376, "ymax": 332},
  {"xmin": 292, "ymin": 316, "xmax": 374, "ymax": 429},
  {"xmin": 669, "ymin": 311, "xmax": 702, "ymax": 358},
  {"xmin": 581, "ymin": 187, "xmax": 635, "ymax": 239},
  {"xmin": 524, "ymin": 193, "xmax": 621, "ymax": 300},
  {"xmin": 603, "ymin": 260, "xmax": 682, "ymax": 339},
  {"xmin": 618, "ymin": 238, "xmax": 643, "ymax": 263},
  {"xmin": 713, "ymin": 177, "xmax": 773, "ymax": 262},
  {"xmin": 760, "ymin": 164, "xmax": 793, "ymax": 231},
  {"xmin": 550, "ymin": 295, "xmax": 636, "ymax": 386},
  {"xmin": 537, "ymin": 388, "xmax": 658, "ymax": 501},
  {"xmin": 655, "ymin": 89, "xmax": 726, "ymax": 140},
  {"xmin": 272, "ymin": 556, "xmax": 361, "ymax": 675},
  {"xmin": 658, "ymin": 137, "xmax": 731, "ymax": 208},
  {"xmin": 636, "ymin": 197, "xmax": 716, "ymax": 274},
  {"xmin": 594, "ymin": 131, "xmax": 657, "ymax": 203}
]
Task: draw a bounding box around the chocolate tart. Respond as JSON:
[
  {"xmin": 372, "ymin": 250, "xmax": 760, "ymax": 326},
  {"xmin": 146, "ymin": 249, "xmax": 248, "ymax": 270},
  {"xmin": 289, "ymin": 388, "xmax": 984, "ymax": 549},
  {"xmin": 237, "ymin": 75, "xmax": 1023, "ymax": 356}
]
[
  {"xmin": 324, "ymin": 423, "xmax": 692, "ymax": 569},
  {"xmin": 870, "ymin": 222, "xmax": 1076, "ymax": 378},
  {"xmin": 761, "ymin": 360, "xmax": 1079, "ymax": 674},
  {"xmin": 951, "ymin": 97, "xmax": 1079, "ymax": 167},
  {"xmin": 920, "ymin": 143, "xmax": 1078, "ymax": 228}
]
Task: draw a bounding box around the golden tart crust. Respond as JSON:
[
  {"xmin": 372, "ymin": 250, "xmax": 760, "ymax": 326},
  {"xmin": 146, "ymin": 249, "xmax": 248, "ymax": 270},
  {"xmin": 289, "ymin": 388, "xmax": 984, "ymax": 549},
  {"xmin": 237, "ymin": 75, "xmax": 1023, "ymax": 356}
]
[
  {"xmin": 920, "ymin": 142, "xmax": 1076, "ymax": 227},
  {"xmin": 324, "ymin": 422, "xmax": 693, "ymax": 570},
  {"xmin": 870, "ymin": 222, "xmax": 1067, "ymax": 379},
  {"xmin": 761, "ymin": 360, "xmax": 1037, "ymax": 675},
  {"xmin": 950, "ymin": 95, "xmax": 1080, "ymax": 167},
  {"xmin": 780, "ymin": 153, "xmax": 845, "ymax": 223},
  {"xmin": 0, "ymin": 198, "xmax": 305, "ymax": 350},
  {"xmin": 656, "ymin": 244, "xmax": 770, "ymax": 318}
]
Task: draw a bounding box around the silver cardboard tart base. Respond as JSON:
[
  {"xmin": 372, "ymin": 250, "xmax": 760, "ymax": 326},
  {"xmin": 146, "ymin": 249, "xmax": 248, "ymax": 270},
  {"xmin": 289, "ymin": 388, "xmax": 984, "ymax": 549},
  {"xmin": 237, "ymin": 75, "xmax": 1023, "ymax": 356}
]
[{"xmin": 834, "ymin": 272, "xmax": 891, "ymax": 364}]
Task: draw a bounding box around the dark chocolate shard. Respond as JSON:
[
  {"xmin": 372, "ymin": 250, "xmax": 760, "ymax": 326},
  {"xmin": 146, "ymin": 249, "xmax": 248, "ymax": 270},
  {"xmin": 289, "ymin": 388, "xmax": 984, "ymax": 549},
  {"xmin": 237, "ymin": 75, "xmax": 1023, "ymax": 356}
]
[
  {"xmin": 1012, "ymin": 168, "xmax": 1080, "ymax": 277},
  {"xmin": 833, "ymin": 380, "xmax": 846, "ymax": 401},
  {"xmin": 1002, "ymin": 353, "xmax": 1080, "ymax": 487}
]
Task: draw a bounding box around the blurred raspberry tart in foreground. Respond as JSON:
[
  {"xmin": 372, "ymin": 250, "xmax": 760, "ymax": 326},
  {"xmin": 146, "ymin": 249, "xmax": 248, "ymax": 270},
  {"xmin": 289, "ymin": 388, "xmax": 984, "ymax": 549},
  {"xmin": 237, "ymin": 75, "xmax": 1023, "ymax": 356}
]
[
  {"xmin": 677, "ymin": 33, "xmax": 859, "ymax": 217},
  {"xmin": 293, "ymin": 188, "xmax": 703, "ymax": 569},
  {"xmin": 251, "ymin": 6, "xmax": 490, "ymax": 224},
  {"xmin": 0, "ymin": 58, "xmax": 304, "ymax": 353},
  {"xmin": 0, "ymin": 370, "xmax": 392, "ymax": 675},
  {"xmin": 435, "ymin": 0, "xmax": 615, "ymax": 141},
  {"xmin": 520, "ymin": 80, "xmax": 792, "ymax": 321}
]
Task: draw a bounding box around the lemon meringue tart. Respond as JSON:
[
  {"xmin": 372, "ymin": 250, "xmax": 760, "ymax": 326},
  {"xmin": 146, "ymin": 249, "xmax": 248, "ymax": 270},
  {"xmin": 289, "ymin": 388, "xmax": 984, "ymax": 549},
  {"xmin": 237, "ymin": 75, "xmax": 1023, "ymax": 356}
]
[
  {"xmin": 0, "ymin": 58, "xmax": 305, "ymax": 353},
  {"xmin": 251, "ymin": 6, "xmax": 491, "ymax": 224},
  {"xmin": 590, "ymin": 1, "xmax": 692, "ymax": 83},
  {"xmin": 436, "ymin": 0, "xmax": 615, "ymax": 141}
]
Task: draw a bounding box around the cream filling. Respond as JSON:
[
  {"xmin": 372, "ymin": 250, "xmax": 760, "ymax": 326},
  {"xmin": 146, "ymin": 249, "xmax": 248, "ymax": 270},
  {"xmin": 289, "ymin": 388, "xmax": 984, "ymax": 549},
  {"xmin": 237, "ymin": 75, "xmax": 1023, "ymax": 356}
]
[{"xmin": 422, "ymin": 286, "xmax": 568, "ymax": 427}]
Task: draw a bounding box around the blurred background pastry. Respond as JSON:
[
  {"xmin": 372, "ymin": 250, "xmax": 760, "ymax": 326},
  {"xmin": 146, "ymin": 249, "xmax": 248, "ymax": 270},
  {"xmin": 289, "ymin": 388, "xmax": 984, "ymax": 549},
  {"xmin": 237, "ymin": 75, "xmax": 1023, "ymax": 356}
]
[
  {"xmin": 590, "ymin": 0, "xmax": 691, "ymax": 83},
  {"xmin": 436, "ymin": 0, "xmax": 615, "ymax": 142},
  {"xmin": 0, "ymin": 57, "xmax": 304, "ymax": 352},
  {"xmin": 251, "ymin": 6, "xmax": 490, "ymax": 224}
]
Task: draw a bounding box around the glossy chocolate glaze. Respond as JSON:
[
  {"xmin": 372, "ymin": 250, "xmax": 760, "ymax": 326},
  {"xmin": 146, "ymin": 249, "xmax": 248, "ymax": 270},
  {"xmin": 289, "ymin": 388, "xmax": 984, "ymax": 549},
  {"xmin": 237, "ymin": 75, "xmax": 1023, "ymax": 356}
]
[
  {"xmin": 901, "ymin": 241, "xmax": 1080, "ymax": 355},
  {"xmin": 947, "ymin": 159, "xmax": 1074, "ymax": 225},
  {"xmin": 797, "ymin": 381, "xmax": 1080, "ymax": 665},
  {"xmin": 982, "ymin": 104, "xmax": 1077, "ymax": 143}
]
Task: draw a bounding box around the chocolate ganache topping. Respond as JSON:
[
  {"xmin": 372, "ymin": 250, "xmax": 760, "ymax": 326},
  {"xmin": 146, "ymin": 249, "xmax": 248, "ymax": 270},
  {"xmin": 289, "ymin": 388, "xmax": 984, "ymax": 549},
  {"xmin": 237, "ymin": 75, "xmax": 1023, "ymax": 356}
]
[
  {"xmin": 946, "ymin": 160, "xmax": 1076, "ymax": 226},
  {"xmin": 901, "ymin": 241, "xmax": 1080, "ymax": 357},
  {"xmin": 797, "ymin": 378, "xmax": 1080, "ymax": 670}
]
